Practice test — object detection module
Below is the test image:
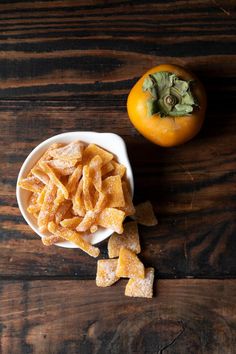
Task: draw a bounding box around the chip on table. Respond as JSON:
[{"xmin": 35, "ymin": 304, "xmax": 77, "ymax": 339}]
[
  {"xmin": 96, "ymin": 259, "xmax": 120, "ymax": 287},
  {"xmin": 108, "ymin": 221, "xmax": 140, "ymax": 258},
  {"xmin": 125, "ymin": 268, "xmax": 155, "ymax": 298}
]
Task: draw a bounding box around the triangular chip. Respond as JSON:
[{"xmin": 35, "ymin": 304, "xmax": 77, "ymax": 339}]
[
  {"xmin": 97, "ymin": 208, "xmax": 125, "ymax": 234},
  {"xmin": 120, "ymin": 181, "xmax": 135, "ymax": 216},
  {"xmin": 83, "ymin": 144, "xmax": 113, "ymax": 166},
  {"xmin": 108, "ymin": 221, "xmax": 140, "ymax": 258},
  {"xmin": 49, "ymin": 141, "xmax": 84, "ymax": 160},
  {"xmin": 31, "ymin": 166, "xmax": 49, "ymax": 184},
  {"xmin": 111, "ymin": 161, "xmax": 126, "ymax": 178},
  {"xmin": 101, "ymin": 162, "xmax": 114, "ymax": 177},
  {"xmin": 96, "ymin": 259, "xmax": 119, "ymax": 287},
  {"xmin": 116, "ymin": 247, "xmax": 145, "ymax": 279},
  {"xmin": 102, "ymin": 175, "xmax": 125, "ymax": 208},
  {"xmin": 125, "ymin": 268, "xmax": 154, "ymax": 298},
  {"xmin": 131, "ymin": 201, "xmax": 157, "ymax": 226}
]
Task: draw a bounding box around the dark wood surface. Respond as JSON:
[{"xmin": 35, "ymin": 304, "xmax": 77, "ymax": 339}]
[{"xmin": 0, "ymin": 1, "xmax": 236, "ymax": 353}]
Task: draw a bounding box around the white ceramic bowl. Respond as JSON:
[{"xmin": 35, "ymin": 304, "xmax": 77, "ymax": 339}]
[{"xmin": 16, "ymin": 132, "xmax": 134, "ymax": 248}]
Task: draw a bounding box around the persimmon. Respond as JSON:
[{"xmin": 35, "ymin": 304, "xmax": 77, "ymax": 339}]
[{"xmin": 127, "ymin": 64, "xmax": 207, "ymax": 147}]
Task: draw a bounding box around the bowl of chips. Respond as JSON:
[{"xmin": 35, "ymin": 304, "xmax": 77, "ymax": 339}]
[{"xmin": 16, "ymin": 132, "xmax": 134, "ymax": 251}]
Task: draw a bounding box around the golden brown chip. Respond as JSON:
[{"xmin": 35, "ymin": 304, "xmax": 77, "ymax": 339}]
[
  {"xmin": 96, "ymin": 259, "xmax": 120, "ymax": 287},
  {"xmin": 83, "ymin": 144, "xmax": 113, "ymax": 166},
  {"xmin": 82, "ymin": 165, "xmax": 93, "ymax": 210},
  {"xmin": 97, "ymin": 208, "xmax": 125, "ymax": 234},
  {"xmin": 18, "ymin": 176, "xmax": 44, "ymax": 193},
  {"xmin": 27, "ymin": 204, "xmax": 40, "ymax": 217},
  {"xmin": 116, "ymin": 247, "xmax": 145, "ymax": 279},
  {"xmin": 49, "ymin": 141, "xmax": 84, "ymax": 160},
  {"xmin": 42, "ymin": 234, "xmax": 64, "ymax": 246},
  {"xmin": 37, "ymin": 186, "xmax": 47, "ymax": 206},
  {"xmin": 76, "ymin": 210, "xmax": 97, "ymax": 232},
  {"xmin": 60, "ymin": 216, "xmax": 82, "ymax": 229},
  {"xmin": 40, "ymin": 161, "xmax": 69, "ymax": 199},
  {"xmin": 102, "ymin": 175, "xmax": 125, "ymax": 208},
  {"xmin": 66, "ymin": 164, "xmax": 82, "ymax": 196},
  {"xmin": 89, "ymin": 155, "xmax": 102, "ymax": 192},
  {"xmin": 31, "ymin": 166, "xmax": 49, "ymax": 184},
  {"xmin": 125, "ymin": 268, "xmax": 154, "ymax": 298},
  {"xmin": 108, "ymin": 221, "xmax": 140, "ymax": 258},
  {"xmin": 101, "ymin": 162, "xmax": 114, "ymax": 177},
  {"xmin": 131, "ymin": 201, "xmax": 157, "ymax": 226},
  {"xmin": 48, "ymin": 221, "xmax": 100, "ymax": 257},
  {"xmin": 37, "ymin": 182, "xmax": 57, "ymax": 232},
  {"xmin": 46, "ymin": 159, "xmax": 77, "ymax": 176},
  {"xmin": 37, "ymin": 143, "xmax": 62, "ymax": 164},
  {"xmin": 94, "ymin": 191, "xmax": 106, "ymax": 213},
  {"xmin": 72, "ymin": 179, "xmax": 86, "ymax": 217},
  {"xmin": 27, "ymin": 193, "xmax": 40, "ymax": 217},
  {"xmin": 53, "ymin": 189, "xmax": 65, "ymax": 210},
  {"xmin": 120, "ymin": 181, "xmax": 135, "ymax": 216},
  {"xmin": 28, "ymin": 192, "xmax": 38, "ymax": 205},
  {"xmin": 55, "ymin": 200, "xmax": 72, "ymax": 224},
  {"xmin": 111, "ymin": 161, "xmax": 126, "ymax": 178}
]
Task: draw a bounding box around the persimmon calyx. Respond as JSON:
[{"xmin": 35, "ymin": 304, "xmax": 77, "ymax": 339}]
[{"xmin": 142, "ymin": 71, "xmax": 199, "ymax": 117}]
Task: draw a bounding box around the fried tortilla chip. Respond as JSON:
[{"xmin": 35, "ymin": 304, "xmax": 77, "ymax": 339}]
[
  {"xmin": 49, "ymin": 141, "xmax": 84, "ymax": 160},
  {"xmin": 125, "ymin": 268, "xmax": 154, "ymax": 298},
  {"xmin": 131, "ymin": 201, "xmax": 157, "ymax": 226},
  {"xmin": 116, "ymin": 247, "xmax": 145, "ymax": 279},
  {"xmin": 108, "ymin": 221, "xmax": 140, "ymax": 258},
  {"xmin": 102, "ymin": 175, "xmax": 125, "ymax": 208},
  {"xmin": 97, "ymin": 208, "xmax": 125, "ymax": 234},
  {"xmin": 83, "ymin": 144, "xmax": 113, "ymax": 166},
  {"xmin": 96, "ymin": 259, "xmax": 119, "ymax": 287}
]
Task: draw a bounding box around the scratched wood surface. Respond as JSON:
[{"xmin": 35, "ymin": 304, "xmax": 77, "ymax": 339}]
[
  {"xmin": 0, "ymin": 0, "xmax": 236, "ymax": 353},
  {"xmin": 0, "ymin": 280, "xmax": 236, "ymax": 354}
]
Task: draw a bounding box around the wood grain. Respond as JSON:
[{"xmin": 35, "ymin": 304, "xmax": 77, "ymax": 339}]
[
  {"xmin": 0, "ymin": 279, "xmax": 235, "ymax": 354},
  {"xmin": 0, "ymin": 1, "xmax": 236, "ymax": 353},
  {"xmin": 0, "ymin": 0, "xmax": 234, "ymax": 98}
]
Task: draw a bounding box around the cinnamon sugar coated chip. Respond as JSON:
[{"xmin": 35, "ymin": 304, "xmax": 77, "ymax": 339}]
[
  {"xmin": 102, "ymin": 175, "xmax": 125, "ymax": 208},
  {"xmin": 125, "ymin": 268, "xmax": 155, "ymax": 298},
  {"xmin": 96, "ymin": 259, "xmax": 120, "ymax": 287},
  {"xmin": 18, "ymin": 140, "xmax": 135, "ymax": 256},
  {"xmin": 108, "ymin": 221, "xmax": 140, "ymax": 258},
  {"xmin": 116, "ymin": 247, "xmax": 145, "ymax": 279},
  {"xmin": 132, "ymin": 201, "xmax": 158, "ymax": 226},
  {"xmin": 98, "ymin": 208, "xmax": 125, "ymax": 234}
]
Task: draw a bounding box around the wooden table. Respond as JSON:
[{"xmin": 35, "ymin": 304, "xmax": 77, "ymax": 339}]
[{"xmin": 1, "ymin": 1, "xmax": 236, "ymax": 353}]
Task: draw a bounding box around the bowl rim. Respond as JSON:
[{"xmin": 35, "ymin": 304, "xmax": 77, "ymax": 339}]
[{"xmin": 16, "ymin": 131, "xmax": 134, "ymax": 248}]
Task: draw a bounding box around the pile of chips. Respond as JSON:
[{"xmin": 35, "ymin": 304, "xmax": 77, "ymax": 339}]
[
  {"xmin": 18, "ymin": 141, "xmax": 135, "ymax": 257},
  {"xmin": 19, "ymin": 140, "xmax": 158, "ymax": 298},
  {"xmin": 96, "ymin": 201, "xmax": 158, "ymax": 298}
]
